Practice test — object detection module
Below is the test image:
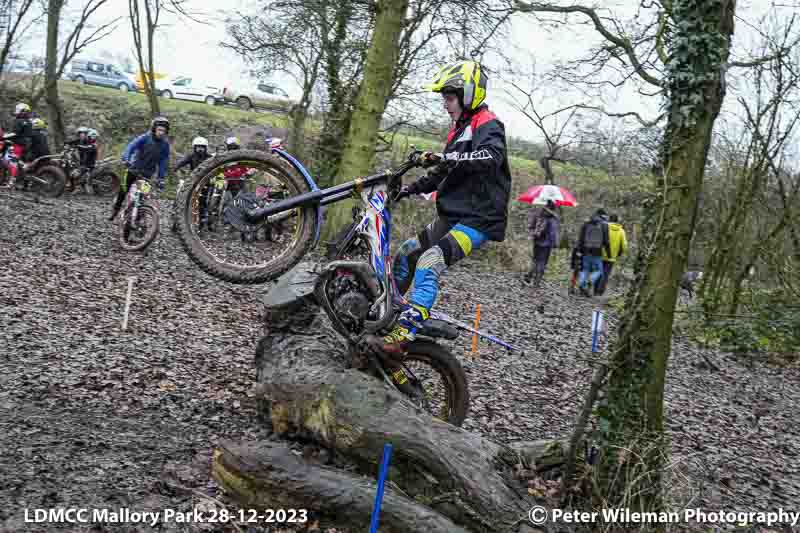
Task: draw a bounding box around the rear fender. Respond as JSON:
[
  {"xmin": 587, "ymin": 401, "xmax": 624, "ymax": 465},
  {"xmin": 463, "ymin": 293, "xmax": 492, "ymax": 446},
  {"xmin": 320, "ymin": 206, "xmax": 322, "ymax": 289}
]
[{"xmin": 273, "ymin": 148, "xmax": 322, "ymax": 246}]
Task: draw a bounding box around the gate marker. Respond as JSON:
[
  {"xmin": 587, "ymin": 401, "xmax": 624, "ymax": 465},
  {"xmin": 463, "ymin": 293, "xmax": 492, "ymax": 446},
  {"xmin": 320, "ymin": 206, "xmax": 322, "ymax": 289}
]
[
  {"xmin": 470, "ymin": 303, "xmax": 481, "ymax": 358},
  {"xmin": 369, "ymin": 443, "xmax": 393, "ymax": 533},
  {"xmin": 591, "ymin": 310, "xmax": 604, "ymax": 353},
  {"xmin": 122, "ymin": 277, "xmax": 135, "ymax": 331}
]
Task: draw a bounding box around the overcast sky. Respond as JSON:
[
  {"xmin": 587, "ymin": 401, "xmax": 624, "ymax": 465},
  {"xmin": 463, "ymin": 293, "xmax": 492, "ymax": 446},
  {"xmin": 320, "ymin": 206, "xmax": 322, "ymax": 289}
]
[{"xmin": 13, "ymin": 0, "xmax": 789, "ymax": 142}]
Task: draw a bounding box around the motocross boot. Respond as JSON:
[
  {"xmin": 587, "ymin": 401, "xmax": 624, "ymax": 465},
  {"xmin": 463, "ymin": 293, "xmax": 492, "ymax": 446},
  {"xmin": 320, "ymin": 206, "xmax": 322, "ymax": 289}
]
[{"xmin": 381, "ymin": 303, "xmax": 429, "ymax": 355}]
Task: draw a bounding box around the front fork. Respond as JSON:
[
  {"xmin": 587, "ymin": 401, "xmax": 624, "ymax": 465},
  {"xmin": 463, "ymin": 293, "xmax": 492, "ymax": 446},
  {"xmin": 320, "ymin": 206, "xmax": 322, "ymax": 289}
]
[
  {"xmin": 357, "ymin": 336, "xmax": 419, "ymax": 398},
  {"xmin": 129, "ymin": 188, "xmax": 141, "ymax": 229}
]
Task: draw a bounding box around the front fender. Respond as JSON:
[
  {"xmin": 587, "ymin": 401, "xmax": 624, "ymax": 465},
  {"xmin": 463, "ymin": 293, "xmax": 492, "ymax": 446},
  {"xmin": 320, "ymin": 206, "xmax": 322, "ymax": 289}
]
[{"xmin": 272, "ymin": 148, "xmax": 322, "ymax": 246}]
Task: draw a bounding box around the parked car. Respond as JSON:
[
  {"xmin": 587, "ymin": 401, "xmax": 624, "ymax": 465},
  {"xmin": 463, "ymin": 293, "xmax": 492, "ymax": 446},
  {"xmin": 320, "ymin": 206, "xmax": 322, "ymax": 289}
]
[
  {"xmin": 66, "ymin": 59, "xmax": 138, "ymax": 92},
  {"xmin": 222, "ymin": 82, "xmax": 296, "ymax": 112},
  {"xmin": 3, "ymin": 57, "xmax": 33, "ymax": 75},
  {"xmin": 155, "ymin": 76, "xmax": 224, "ymax": 105}
]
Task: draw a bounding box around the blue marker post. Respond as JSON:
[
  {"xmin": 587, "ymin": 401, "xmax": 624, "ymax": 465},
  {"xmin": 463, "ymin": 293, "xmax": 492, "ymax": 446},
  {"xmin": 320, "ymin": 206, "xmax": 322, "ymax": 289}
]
[
  {"xmin": 369, "ymin": 443, "xmax": 393, "ymax": 533},
  {"xmin": 591, "ymin": 310, "xmax": 604, "ymax": 353}
]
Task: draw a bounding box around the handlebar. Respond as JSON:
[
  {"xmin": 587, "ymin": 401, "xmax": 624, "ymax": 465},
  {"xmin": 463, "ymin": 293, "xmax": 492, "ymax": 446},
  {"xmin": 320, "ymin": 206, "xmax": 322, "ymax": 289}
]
[{"xmin": 244, "ymin": 148, "xmax": 439, "ymax": 224}]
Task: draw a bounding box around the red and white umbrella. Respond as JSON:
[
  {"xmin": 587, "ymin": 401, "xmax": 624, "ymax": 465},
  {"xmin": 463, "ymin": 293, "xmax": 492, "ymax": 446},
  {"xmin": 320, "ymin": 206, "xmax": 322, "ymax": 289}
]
[{"xmin": 517, "ymin": 184, "xmax": 578, "ymax": 207}]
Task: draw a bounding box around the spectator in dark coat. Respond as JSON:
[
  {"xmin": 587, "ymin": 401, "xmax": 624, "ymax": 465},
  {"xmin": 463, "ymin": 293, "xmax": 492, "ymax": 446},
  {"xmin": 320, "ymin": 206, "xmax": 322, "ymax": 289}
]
[
  {"xmin": 524, "ymin": 200, "xmax": 560, "ymax": 288},
  {"xmin": 577, "ymin": 208, "xmax": 611, "ymax": 296}
]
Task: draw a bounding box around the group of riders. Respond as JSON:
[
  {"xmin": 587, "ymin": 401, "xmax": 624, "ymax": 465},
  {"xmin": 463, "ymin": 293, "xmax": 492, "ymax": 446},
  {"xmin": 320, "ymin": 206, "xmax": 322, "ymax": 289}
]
[
  {"xmin": 1, "ymin": 103, "xmax": 247, "ymax": 228},
  {"xmin": 3, "ymin": 60, "xmax": 514, "ymax": 354},
  {"xmin": 1, "ymin": 102, "xmax": 98, "ymax": 190}
]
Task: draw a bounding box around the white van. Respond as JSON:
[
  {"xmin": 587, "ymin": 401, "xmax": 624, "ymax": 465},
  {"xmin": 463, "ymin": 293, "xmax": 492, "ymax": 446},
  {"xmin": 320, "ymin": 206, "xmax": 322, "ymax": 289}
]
[{"xmin": 155, "ymin": 75, "xmax": 224, "ymax": 105}]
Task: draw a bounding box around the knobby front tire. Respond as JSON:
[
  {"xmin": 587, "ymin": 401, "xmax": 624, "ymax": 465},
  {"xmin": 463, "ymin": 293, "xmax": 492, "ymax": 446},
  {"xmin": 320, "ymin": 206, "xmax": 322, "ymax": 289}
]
[
  {"xmin": 403, "ymin": 339, "xmax": 469, "ymax": 427},
  {"xmin": 118, "ymin": 204, "xmax": 160, "ymax": 252},
  {"xmin": 176, "ymin": 149, "xmax": 318, "ymax": 284}
]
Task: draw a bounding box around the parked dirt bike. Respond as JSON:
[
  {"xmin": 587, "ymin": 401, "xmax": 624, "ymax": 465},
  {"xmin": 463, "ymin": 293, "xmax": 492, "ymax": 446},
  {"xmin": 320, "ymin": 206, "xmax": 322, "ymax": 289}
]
[
  {"xmin": 0, "ymin": 132, "xmax": 66, "ymax": 198},
  {"xmin": 60, "ymin": 144, "xmax": 119, "ymax": 196},
  {"xmin": 117, "ymin": 170, "xmax": 160, "ymax": 251},
  {"xmin": 176, "ymin": 147, "xmax": 516, "ymax": 426}
]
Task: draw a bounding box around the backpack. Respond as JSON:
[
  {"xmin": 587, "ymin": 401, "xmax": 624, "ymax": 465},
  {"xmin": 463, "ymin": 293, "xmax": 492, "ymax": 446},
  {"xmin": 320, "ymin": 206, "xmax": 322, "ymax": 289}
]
[
  {"xmin": 532, "ymin": 216, "xmax": 547, "ymax": 240},
  {"xmin": 584, "ymin": 221, "xmax": 604, "ymax": 250}
]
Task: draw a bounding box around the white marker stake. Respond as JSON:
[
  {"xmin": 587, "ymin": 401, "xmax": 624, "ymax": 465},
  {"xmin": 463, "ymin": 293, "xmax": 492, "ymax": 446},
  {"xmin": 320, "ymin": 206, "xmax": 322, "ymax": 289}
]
[
  {"xmin": 122, "ymin": 277, "xmax": 135, "ymax": 331},
  {"xmin": 591, "ymin": 310, "xmax": 604, "ymax": 353}
]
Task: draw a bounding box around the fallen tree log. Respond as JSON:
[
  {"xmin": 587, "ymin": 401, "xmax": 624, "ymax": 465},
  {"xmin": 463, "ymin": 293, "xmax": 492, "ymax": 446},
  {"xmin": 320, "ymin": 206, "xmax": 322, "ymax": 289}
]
[
  {"xmin": 213, "ymin": 441, "xmax": 470, "ymax": 533},
  {"xmin": 212, "ymin": 263, "xmax": 570, "ymax": 532}
]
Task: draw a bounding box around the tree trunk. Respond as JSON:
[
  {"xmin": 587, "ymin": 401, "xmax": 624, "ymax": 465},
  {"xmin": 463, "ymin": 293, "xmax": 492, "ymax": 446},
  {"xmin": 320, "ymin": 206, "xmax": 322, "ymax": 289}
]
[
  {"xmin": 143, "ymin": 0, "xmax": 160, "ymax": 116},
  {"xmin": 288, "ymin": 73, "xmax": 317, "ymax": 163},
  {"xmin": 314, "ymin": 0, "xmax": 354, "ymax": 184},
  {"xmin": 287, "ymin": 104, "xmax": 308, "ymax": 162},
  {"xmin": 539, "ymin": 156, "xmax": 556, "ymax": 185},
  {"xmin": 129, "ymin": 0, "xmax": 160, "ymax": 116},
  {"xmin": 597, "ymin": 0, "xmax": 736, "ymax": 515},
  {"xmin": 212, "ymin": 263, "xmax": 568, "ymax": 532},
  {"xmin": 321, "ymin": 0, "xmax": 409, "ymax": 243},
  {"xmin": 45, "ymin": 0, "xmax": 65, "ymax": 148}
]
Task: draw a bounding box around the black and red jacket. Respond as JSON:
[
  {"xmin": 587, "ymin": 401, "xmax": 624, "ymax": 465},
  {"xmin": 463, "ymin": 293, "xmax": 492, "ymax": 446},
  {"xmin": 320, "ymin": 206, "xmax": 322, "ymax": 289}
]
[{"xmin": 408, "ymin": 105, "xmax": 512, "ymax": 241}]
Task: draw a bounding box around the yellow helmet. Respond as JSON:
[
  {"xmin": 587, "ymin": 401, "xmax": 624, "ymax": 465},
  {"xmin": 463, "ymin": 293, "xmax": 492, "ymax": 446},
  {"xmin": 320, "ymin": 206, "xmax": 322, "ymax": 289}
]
[{"xmin": 424, "ymin": 61, "xmax": 487, "ymax": 111}]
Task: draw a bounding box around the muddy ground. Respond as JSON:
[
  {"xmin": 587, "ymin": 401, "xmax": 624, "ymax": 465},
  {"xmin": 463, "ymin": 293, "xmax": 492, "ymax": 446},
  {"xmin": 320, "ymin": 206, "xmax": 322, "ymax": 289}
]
[{"xmin": 1, "ymin": 192, "xmax": 797, "ymax": 532}]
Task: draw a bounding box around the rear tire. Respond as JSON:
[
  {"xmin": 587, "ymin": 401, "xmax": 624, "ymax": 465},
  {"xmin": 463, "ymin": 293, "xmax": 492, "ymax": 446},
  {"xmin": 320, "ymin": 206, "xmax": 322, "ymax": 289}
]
[
  {"xmin": 118, "ymin": 83, "xmax": 129, "ymax": 92},
  {"xmin": 89, "ymin": 170, "xmax": 119, "ymax": 197},
  {"xmin": 75, "ymin": 76, "xmax": 86, "ymax": 85},
  {"xmin": 119, "ymin": 204, "xmax": 160, "ymax": 252},
  {"xmin": 176, "ymin": 149, "xmax": 317, "ymax": 284},
  {"xmin": 161, "ymin": 90, "xmax": 172, "ymax": 99},
  {"xmin": 32, "ymin": 165, "xmax": 67, "ymax": 198},
  {"xmin": 402, "ymin": 340, "xmax": 469, "ymax": 427},
  {"xmin": 205, "ymin": 96, "xmax": 216, "ymax": 106}
]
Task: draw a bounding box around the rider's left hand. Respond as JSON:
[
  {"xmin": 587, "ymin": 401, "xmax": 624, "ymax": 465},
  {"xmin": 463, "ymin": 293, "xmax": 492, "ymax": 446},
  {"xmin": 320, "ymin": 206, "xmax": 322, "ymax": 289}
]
[{"xmin": 420, "ymin": 151, "xmax": 442, "ymax": 169}]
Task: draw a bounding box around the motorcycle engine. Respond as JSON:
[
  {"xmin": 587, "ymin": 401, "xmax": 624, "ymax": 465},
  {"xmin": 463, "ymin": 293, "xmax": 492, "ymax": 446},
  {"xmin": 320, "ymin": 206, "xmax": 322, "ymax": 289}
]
[{"xmin": 326, "ymin": 269, "xmax": 374, "ymax": 333}]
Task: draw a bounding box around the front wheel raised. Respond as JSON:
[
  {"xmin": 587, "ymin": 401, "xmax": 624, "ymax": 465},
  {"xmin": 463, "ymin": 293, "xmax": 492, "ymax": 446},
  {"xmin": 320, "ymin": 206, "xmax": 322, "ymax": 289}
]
[
  {"xmin": 400, "ymin": 340, "xmax": 469, "ymax": 427},
  {"xmin": 176, "ymin": 149, "xmax": 317, "ymax": 284}
]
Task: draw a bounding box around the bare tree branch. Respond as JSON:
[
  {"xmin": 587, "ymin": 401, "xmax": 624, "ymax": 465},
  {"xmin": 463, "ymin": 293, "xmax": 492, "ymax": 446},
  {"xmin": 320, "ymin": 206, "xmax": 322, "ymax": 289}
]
[
  {"xmin": 513, "ymin": 0, "xmax": 663, "ymax": 87},
  {"xmin": 0, "ymin": 0, "xmax": 40, "ymax": 79},
  {"xmin": 572, "ymin": 104, "xmax": 665, "ymax": 128}
]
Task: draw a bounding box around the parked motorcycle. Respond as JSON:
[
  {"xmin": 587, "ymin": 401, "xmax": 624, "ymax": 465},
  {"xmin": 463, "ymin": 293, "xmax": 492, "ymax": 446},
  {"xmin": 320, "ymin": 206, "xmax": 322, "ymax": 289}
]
[
  {"xmin": 0, "ymin": 132, "xmax": 66, "ymax": 198},
  {"xmin": 60, "ymin": 143, "xmax": 119, "ymax": 196}
]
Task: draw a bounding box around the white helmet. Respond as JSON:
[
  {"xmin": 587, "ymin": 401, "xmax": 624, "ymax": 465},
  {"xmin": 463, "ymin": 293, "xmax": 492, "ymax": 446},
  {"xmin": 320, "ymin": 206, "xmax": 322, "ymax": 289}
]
[
  {"xmin": 15, "ymin": 102, "xmax": 31, "ymax": 115},
  {"xmin": 225, "ymin": 136, "xmax": 240, "ymax": 150},
  {"xmin": 192, "ymin": 136, "xmax": 209, "ymax": 148}
]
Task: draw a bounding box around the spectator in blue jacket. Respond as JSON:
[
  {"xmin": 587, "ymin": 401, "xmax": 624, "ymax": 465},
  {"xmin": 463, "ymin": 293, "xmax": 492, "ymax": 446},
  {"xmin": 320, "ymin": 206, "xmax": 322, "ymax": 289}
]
[
  {"xmin": 109, "ymin": 116, "xmax": 171, "ymax": 220},
  {"xmin": 524, "ymin": 200, "xmax": 560, "ymax": 288}
]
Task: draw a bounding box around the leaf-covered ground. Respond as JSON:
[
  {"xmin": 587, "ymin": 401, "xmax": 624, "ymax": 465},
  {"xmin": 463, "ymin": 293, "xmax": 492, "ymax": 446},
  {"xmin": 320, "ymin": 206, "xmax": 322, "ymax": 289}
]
[{"xmin": 1, "ymin": 192, "xmax": 798, "ymax": 532}]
